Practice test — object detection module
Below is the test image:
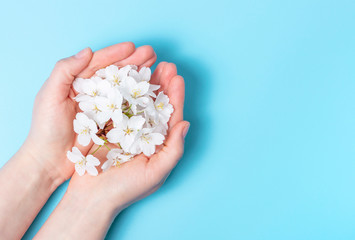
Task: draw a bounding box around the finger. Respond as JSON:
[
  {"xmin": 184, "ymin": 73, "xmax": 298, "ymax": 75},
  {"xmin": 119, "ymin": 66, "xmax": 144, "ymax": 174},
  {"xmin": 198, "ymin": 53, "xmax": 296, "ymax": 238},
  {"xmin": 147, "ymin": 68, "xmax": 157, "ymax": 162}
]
[
  {"xmin": 47, "ymin": 48, "xmax": 93, "ymax": 100},
  {"xmin": 148, "ymin": 121, "xmax": 190, "ymax": 179},
  {"xmin": 138, "ymin": 52, "xmax": 157, "ymax": 70},
  {"xmin": 150, "ymin": 62, "xmax": 167, "ymax": 85},
  {"xmin": 77, "ymin": 42, "xmax": 135, "ymax": 78},
  {"xmin": 167, "ymin": 75, "xmax": 185, "ymax": 129},
  {"xmin": 159, "ymin": 63, "xmax": 177, "ymax": 93},
  {"xmin": 115, "ymin": 45, "xmax": 155, "ymax": 67}
]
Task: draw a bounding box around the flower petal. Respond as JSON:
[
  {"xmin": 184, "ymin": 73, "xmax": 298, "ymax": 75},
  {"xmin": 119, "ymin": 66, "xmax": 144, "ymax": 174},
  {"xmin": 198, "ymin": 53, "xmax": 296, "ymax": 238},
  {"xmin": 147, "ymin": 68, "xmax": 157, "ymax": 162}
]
[
  {"xmin": 91, "ymin": 133, "xmax": 105, "ymax": 146},
  {"xmin": 101, "ymin": 159, "xmax": 113, "ymax": 171},
  {"xmin": 73, "ymin": 119, "xmax": 83, "ymax": 134},
  {"xmin": 75, "ymin": 164, "xmax": 86, "ymax": 176},
  {"xmin": 67, "ymin": 150, "xmax": 81, "ymax": 163},
  {"xmin": 86, "ymin": 155, "xmax": 100, "ymax": 166},
  {"xmin": 107, "ymin": 128, "xmax": 121, "ymax": 143},
  {"xmin": 140, "ymin": 67, "xmax": 151, "ymax": 81},
  {"xmin": 78, "ymin": 134, "xmax": 91, "ymax": 146},
  {"xmin": 86, "ymin": 166, "xmax": 98, "ymax": 176},
  {"xmin": 128, "ymin": 116, "xmax": 145, "ymax": 130}
]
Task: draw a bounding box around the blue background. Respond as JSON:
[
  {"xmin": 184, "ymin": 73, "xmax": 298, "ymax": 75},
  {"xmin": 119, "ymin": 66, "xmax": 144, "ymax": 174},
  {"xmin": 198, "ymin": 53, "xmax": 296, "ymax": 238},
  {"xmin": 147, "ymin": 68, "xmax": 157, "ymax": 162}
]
[{"xmin": 0, "ymin": 0, "xmax": 354, "ymax": 239}]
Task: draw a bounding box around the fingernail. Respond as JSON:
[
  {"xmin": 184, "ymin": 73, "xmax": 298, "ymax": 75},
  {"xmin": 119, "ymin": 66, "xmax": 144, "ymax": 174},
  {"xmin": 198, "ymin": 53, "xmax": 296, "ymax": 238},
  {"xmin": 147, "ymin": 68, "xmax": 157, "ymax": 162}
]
[
  {"xmin": 75, "ymin": 47, "xmax": 90, "ymax": 58},
  {"xmin": 183, "ymin": 122, "xmax": 190, "ymax": 138}
]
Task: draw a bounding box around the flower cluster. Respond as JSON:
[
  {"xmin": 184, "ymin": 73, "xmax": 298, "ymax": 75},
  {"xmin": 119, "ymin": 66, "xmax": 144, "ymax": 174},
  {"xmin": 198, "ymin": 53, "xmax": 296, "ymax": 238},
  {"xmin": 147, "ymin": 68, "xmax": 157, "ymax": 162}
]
[{"xmin": 66, "ymin": 65, "xmax": 173, "ymax": 176}]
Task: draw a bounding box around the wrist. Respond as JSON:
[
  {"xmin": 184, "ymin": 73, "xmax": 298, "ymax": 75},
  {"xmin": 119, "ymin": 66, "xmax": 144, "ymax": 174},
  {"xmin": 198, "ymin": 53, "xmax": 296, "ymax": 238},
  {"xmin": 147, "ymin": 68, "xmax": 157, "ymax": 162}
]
[
  {"xmin": 65, "ymin": 183, "xmax": 124, "ymax": 216},
  {"xmin": 35, "ymin": 190, "xmax": 119, "ymax": 239},
  {"xmin": 18, "ymin": 141, "xmax": 64, "ymax": 191},
  {"xmin": 0, "ymin": 143, "xmax": 62, "ymax": 239}
]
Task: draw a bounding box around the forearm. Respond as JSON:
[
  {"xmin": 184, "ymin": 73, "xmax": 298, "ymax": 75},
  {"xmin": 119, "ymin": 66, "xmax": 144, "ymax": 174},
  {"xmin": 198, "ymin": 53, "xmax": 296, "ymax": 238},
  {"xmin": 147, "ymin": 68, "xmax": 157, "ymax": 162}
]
[
  {"xmin": 34, "ymin": 191, "xmax": 118, "ymax": 240},
  {"xmin": 0, "ymin": 145, "xmax": 60, "ymax": 239}
]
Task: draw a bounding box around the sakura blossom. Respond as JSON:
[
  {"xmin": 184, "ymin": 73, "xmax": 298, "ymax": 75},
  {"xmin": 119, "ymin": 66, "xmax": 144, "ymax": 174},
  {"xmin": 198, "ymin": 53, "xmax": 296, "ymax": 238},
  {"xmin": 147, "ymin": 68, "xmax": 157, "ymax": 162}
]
[
  {"xmin": 67, "ymin": 147, "xmax": 100, "ymax": 176},
  {"xmin": 73, "ymin": 113, "xmax": 104, "ymax": 146},
  {"xmin": 101, "ymin": 149, "xmax": 133, "ymax": 172},
  {"xmin": 106, "ymin": 115, "xmax": 145, "ymax": 152}
]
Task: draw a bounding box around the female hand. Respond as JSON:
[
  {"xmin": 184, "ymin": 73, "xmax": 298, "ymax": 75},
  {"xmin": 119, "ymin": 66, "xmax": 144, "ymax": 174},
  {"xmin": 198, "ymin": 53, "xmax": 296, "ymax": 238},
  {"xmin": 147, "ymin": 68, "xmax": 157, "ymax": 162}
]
[{"xmin": 24, "ymin": 42, "xmax": 158, "ymax": 185}]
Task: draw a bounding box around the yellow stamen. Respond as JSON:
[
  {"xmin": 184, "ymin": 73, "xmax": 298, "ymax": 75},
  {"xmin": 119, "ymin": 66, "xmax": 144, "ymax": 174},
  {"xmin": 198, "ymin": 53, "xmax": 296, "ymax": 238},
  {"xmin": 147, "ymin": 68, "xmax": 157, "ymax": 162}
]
[
  {"xmin": 108, "ymin": 104, "xmax": 117, "ymax": 110},
  {"xmin": 132, "ymin": 89, "xmax": 141, "ymax": 98},
  {"xmin": 81, "ymin": 128, "xmax": 89, "ymax": 135},
  {"xmin": 113, "ymin": 158, "xmax": 121, "ymax": 167},
  {"xmin": 113, "ymin": 75, "xmax": 120, "ymax": 85},
  {"xmin": 93, "ymin": 105, "xmax": 101, "ymax": 113},
  {"xmin": 78, "ymin": 157, "xmax": 86, "ymax": 166},
  {"xmin": 141, "ymin": 134, "xmax": 151, "ymax": 144},
  {"xmin": 124, "ymin": 128, "xmax": 133, "ymax": 135},
  {"xmin": 156, "ymin": 102, "xmax": 164, "ymax": 110}
]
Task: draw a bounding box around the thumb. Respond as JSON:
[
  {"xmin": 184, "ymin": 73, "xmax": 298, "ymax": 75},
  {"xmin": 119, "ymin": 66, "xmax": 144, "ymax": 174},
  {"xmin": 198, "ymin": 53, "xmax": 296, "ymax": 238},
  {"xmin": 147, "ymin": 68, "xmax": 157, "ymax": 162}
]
[
  {"xmin": 47, "ymin": 47, "xmax": 93, "ymax": 98},
  {"xmin": 149, "ymin": 121, "xmax": 190, "ymax": 178}
]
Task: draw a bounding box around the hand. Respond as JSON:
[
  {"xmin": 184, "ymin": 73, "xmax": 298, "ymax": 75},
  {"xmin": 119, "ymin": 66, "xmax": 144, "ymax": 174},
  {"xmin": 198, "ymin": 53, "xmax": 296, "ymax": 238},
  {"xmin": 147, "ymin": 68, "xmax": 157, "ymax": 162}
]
[
  {"xmin": 23, "ymin": 42, "xmax": 157, "ymax": 185},
  {"xmin": 66, "ymin": 60, "xmax": 189, "ymax": 213}
]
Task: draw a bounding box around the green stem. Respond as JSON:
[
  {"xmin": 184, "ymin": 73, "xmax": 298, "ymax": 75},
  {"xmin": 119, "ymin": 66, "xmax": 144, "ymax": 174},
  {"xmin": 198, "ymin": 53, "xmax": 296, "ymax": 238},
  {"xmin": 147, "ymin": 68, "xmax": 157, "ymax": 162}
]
[
  {"xmin": 123, "ymin": 104, "xmax": 132, "ymax": 111},
  {"xmin": 91, "ymin": 145, "xmax": 102, "ymax": 155},
  {"xmin": 104, "ymin": 143, "xmax": 111, "ymax": 151},
  {"xmin": 124, "ymin": 112, "xmax": 133, "ymax": 118}
]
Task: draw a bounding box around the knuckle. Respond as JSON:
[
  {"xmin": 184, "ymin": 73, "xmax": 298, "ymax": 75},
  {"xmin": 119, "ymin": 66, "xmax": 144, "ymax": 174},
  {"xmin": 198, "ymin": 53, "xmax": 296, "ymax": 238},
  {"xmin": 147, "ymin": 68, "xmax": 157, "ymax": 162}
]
[
  {"xmin": 55, "ymin": 58, "xmax": 67, "ymax": 69},
  {"xmin": 170, "ymin": 146, "xmax": 184, "ymax": 160}
]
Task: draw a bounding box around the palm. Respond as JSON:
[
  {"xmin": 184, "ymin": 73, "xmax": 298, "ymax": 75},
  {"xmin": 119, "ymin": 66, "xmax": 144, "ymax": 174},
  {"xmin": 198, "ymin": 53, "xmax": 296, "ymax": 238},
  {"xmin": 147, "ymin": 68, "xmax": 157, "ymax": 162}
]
[
  {"xmin": 67, "ymin": 46, "xmax": 186, "ymax": 208},
  {"xmin": 30, "ymin": 79, "xmax": 79, "ymax": 179}
]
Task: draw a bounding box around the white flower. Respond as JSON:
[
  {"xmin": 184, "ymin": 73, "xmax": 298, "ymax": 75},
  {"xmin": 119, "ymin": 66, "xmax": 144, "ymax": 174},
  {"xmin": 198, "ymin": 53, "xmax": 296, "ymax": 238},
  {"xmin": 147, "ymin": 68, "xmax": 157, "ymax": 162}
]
[
  {"xmin": 144, "ymin": 112, "xmax": 168, "ymax": 135},
  {"xmin": 129, "ymin": 66, "xmax": 151, "ymax": 82},
  {"xmin": 146, "ymin": 92, "xmax": 174, "ymax": 124},
  {"xmin": 128, "ymin": 66, "xmax": 160, "ymax": 97},
  {"xmin": 130, "ymin": 128, "xmax": 165, "ymax": 156},
  {"xmin": 73, "ymin": 113, "xmax": 105, "ymax": 146},
  {"xmin": 154, "ymin": 92, "xmax": 174, "ymax": 122},
  {"xmin": 121, "ymin": 77, "xmax": 150, "ymax": 114},
  {"xmin": 67, "ymin": 147, "xmax": 100, "ymax": 176},
  {"xmin": 95, "ymin": 88, "xmax": 123, "ymax": 124},
  {"xmin": 101, "ymin": 149, "xmax": 133, "ymax": 171},
  {"xmin": 74, "ymin": 76, "xmax": 111, "ymax": 102},
  {"xmin": 106, "ymin": 115, "xmax": 145, "ymax": 152},
  {"xmin": 77, "ymin": 98, "xmax": 105, "ymax": 129},
  {"xmin": 96, "ymin": 65, "xmax": 133, "ymax": 87}
]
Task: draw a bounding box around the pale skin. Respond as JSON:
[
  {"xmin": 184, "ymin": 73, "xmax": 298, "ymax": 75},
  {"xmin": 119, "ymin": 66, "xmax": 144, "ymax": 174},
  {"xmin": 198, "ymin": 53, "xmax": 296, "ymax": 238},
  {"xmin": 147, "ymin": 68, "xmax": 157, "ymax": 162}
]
[{"xmin": 0, "ymin": 42, "xmax": 189, "ymax": 240}]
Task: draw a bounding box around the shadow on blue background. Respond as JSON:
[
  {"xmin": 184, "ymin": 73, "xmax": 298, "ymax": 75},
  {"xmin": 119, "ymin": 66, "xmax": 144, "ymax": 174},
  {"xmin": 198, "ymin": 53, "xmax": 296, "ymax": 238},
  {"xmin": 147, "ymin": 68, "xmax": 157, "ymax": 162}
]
[{"xmin": 105, "ymin": 38, "xmax": 213, "ymax": 238}]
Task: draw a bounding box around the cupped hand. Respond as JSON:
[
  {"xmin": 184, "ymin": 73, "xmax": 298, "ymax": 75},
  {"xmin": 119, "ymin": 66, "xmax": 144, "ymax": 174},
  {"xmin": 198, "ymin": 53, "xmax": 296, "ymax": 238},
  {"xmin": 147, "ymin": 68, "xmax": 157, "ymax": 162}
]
[
  {"xmin": 66, "ymin": 60, "xmax": 189, "ymax": 213},
  {"xmin": 24, "ymin": 42, "xmax": 158, "ymax": 185}
]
